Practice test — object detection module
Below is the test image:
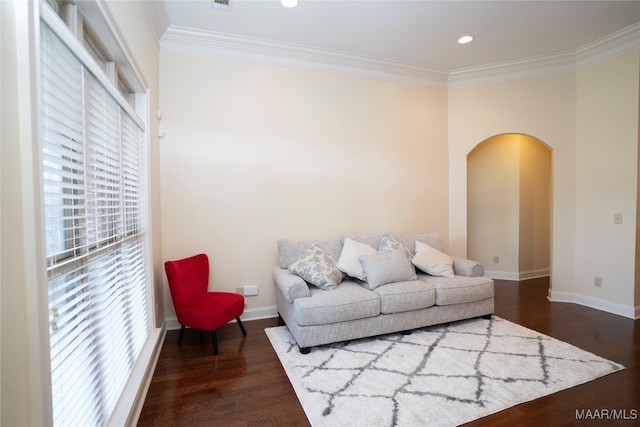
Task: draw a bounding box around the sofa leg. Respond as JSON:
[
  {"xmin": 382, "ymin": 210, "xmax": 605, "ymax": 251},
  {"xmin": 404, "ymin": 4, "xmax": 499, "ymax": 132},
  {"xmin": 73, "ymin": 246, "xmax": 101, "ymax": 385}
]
[
  {"xmin": 481, "ymin": 314, "xmax": 493, "ymax": 320},
  {"xmin": 299, "ymin": 346, "xmax": 311, "ymax": 354}
]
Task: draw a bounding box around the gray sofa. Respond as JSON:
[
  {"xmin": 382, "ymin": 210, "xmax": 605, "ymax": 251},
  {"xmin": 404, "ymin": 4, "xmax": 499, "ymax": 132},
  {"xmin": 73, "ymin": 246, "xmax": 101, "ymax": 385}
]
[{"xmin": 273, "ymin": 232, "xmax": 494, "ymax": 353}]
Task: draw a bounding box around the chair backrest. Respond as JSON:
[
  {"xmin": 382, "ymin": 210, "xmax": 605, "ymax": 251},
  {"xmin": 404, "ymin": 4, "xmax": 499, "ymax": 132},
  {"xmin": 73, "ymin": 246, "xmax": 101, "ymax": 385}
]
[{"xmin": 164, "ymin": 253, "xmax": 210, "ymax": 309}]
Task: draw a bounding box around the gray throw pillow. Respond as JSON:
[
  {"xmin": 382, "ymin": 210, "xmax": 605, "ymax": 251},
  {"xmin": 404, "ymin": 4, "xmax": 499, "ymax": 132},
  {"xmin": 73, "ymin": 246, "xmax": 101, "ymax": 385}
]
[
  {"xmin": 288, "ymin": 245, "xmax": 344, "ymax": 290},
  {"xmin": 359, "ymin": 249, "xmax": 418, "ymax": 290}
]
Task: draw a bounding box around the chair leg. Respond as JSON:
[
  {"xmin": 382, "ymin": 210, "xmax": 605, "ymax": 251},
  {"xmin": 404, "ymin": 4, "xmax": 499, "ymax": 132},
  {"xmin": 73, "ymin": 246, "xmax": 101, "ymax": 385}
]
[
  {"xmin": 211, "ymin": 330, "xmax": 219, "ymax": 355},
  {"xmin": 178, "ymin": 325, "xmax": 185, "ymax": 345},
  {"xmin": 236, "ymin": 317, "xmax": 247, "ymax": 336}
]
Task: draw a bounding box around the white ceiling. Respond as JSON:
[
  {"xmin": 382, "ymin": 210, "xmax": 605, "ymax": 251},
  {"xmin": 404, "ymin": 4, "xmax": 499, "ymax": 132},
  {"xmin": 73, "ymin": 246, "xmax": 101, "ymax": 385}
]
[{"xmin": 160, "ymin": 0, "xmax": 640, "ymax": 73}]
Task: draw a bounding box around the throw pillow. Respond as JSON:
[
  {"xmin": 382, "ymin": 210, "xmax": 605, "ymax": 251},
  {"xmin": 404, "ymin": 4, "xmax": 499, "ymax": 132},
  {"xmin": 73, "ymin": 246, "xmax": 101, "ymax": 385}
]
[
  {"xmin": 378, "ymin": 234, "xmax": 412, "ymax": 261},
  {"xmin": 359, "ymin": 249, "xmax": 418, "ymax": 290},
  {"xmin": 337, "ymin": 237, "xmax": 378, "ymax": 281},
  {"xmin": 288, "ymin": 245, "xmax": 344, "ymax": 290},
  {"xmin": 412, "ymin": 240, "xmax": 455, "ymax": 278},
  {"xmin": 277, "ymin": 239, "xmax": 343, "ymax": 269}
]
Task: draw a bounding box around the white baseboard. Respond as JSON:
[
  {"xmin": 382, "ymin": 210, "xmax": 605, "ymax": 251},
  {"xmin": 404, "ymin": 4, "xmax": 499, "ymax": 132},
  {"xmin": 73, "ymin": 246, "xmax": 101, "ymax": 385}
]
[
  {"xmin": 165, "ymin": 305, "xmax": 279, "ymax": 330},
  {"xmin": 548, "ymin": 290, "xmax": 638, "ymax": 320},
  {"xmin": 484, "ymin": 268, "xmax": 550, "ymax": 281}
]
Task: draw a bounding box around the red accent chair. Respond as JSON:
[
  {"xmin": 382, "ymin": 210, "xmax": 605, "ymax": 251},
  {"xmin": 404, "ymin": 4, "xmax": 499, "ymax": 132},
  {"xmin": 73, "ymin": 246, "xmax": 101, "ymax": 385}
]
[{"xmin": 164, "ymin": 253, "xmax": 246, "ymax": 355}]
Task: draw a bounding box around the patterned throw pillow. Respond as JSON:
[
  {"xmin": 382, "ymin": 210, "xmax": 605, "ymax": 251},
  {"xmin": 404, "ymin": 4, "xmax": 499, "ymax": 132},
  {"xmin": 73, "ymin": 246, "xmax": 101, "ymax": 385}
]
[
  {"xmin": 289, "ymin": 245, "xmax": 344, "ymax": 290},
  {"xmin": 378, "ymin": 235, "xmax": 412, "ymax": 261}
]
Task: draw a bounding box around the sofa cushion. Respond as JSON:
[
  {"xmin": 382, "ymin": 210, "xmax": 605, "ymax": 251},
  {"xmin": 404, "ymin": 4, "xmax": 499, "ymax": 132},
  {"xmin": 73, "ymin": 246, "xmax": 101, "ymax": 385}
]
[
  {"xmin": 292, "ymin": 281, "xmax": 380, "ymax": 326},
  {"xmin": 412, "ymin": 241, "xmax": 454, "ymax": 278},
  {"xmin": 337, "ymin": 238, "xmax": 378, "ymax": 281},
  {"xmin": 359, "ymin": 249, "xmax": 417, "ymax": 289},
  {"xmin": 278, "ymin": 239, "xmax": 343, "ymax": 269},
  {"xmin": 374, "ymin": 280, "xmax": 435, "ymax": 314},
  {"xmin": 418, "ymin": 274, "xmax": 494, "ymax": 306},
  {"xmin": 288, "ymin": 245, "xmax": 344, "ymax": 290}
]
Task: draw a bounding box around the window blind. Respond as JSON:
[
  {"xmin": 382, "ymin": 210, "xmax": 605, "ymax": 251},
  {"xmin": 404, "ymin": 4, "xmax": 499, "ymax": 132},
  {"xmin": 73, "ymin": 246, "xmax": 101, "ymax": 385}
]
[{"xmin": 40, "ymin": 18, "xmax": 150, "ymax": 426}]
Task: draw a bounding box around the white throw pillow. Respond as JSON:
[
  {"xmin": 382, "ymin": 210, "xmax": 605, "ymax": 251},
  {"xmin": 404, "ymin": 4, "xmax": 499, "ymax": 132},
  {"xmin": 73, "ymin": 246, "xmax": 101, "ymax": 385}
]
[
  {"xmin": 359, "ymin": 249, "xmax": 417, "ymax": 289},
  {"xmin": 412, "ymin": 240, "xmax": 455, "ymax": 278},
  {"xmin": 337, "ymin": 237, "xmax": 378, "ymax": 281}
]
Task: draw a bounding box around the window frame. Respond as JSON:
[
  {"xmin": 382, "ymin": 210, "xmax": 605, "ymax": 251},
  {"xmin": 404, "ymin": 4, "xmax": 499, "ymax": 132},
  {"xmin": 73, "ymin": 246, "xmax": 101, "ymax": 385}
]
[{"xmin": 23, "ymin": 1, "xmax": 157, "ymax": 425}]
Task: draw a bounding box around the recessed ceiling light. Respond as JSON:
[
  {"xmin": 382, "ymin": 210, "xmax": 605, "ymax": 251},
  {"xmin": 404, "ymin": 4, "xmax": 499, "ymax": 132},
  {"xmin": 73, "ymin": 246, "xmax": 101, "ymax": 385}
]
[
  {"xmin": 458, "ymin": 35, "xmax": 474, "ymax": 45},
  {"xmin": 281, "ymin": 0, "xmax": 298, "ymax": 7}
]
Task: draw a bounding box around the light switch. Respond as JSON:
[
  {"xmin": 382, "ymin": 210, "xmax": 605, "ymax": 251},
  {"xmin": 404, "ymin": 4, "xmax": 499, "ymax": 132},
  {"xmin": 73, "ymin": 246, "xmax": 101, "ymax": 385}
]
[{"xmin": 614, "ymin": 213, "xmax": 623, "ymax": 224}]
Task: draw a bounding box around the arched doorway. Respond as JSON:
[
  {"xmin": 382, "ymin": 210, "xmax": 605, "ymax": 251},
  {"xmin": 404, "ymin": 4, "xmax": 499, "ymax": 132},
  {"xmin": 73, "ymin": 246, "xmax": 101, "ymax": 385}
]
[{"xmin": 467, "ymin": 134, "xmax": 552, "ymax": 280}]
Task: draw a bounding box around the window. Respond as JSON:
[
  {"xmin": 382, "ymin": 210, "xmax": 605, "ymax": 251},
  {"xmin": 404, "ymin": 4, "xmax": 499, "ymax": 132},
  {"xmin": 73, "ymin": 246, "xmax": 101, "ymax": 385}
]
[
  {"xmin": 82, "ymin": 25, "xmax": 108, "ymax": 74},
  {"xmin": 39, "ymin": 4, "xmax": 150, "ymax": 426}
]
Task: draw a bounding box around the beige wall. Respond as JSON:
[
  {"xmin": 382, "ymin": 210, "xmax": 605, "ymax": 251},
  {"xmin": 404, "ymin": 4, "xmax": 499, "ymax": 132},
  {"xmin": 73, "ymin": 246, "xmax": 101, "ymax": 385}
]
[
  {"xmin": 163, "ymin": 49, "xmax": 639, "ymax": 319},
  {"xmin": 159, "ymin": 53, "xmax": 449, "ymax": 317},
  {"xmin": 0, "ymin": 1, "xmax": 161, "ymax": 425},
  {"xmin": 574, "ymin": 52, "xmax": 639, "ymax": 309},
  {"xmin": 451, "ymin": 53, "xmax": 639, "ymax": 317}
]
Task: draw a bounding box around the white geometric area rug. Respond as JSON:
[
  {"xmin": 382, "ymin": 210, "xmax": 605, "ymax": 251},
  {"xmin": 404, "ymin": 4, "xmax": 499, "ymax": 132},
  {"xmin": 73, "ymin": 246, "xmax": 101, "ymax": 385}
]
[{"xmin": 265, "ymin": 317, "xmax": 624, "ymax": 427}]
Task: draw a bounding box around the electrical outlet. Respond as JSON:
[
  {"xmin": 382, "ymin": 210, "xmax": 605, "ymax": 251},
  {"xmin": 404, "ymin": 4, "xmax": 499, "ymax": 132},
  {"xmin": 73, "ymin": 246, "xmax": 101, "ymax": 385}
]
[
  {"xmin": 594, "ymin": 276, "xmax": 603, "ymax": 288},
  {"xmin": 243, "ymin": 285, "xmax": 259, "ymax": 296},
  {"xmin": 493, "ymin": 256, "xmax": 500, "ymax": 263}
]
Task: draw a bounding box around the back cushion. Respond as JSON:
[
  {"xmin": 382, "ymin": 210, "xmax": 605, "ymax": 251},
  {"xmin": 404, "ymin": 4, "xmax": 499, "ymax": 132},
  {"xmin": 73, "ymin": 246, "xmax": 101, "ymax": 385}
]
[{"xmin": 341, "ymin": 233, "xmax": 384, "ymax": 249}]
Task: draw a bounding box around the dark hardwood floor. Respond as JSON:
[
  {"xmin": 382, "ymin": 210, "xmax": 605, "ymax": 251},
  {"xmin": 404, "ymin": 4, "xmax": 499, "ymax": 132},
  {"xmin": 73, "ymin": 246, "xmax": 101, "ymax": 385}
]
[{"xmin": 138, "ymin": 278, "xmax": 639, "ymax": 426}]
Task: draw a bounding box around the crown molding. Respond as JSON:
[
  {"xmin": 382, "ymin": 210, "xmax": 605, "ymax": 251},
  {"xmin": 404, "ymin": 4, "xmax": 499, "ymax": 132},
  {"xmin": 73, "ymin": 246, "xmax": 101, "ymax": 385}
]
[
  {"xmin": 450, "ymin": 22, "xmax": 640, "ymax": 89},
  {"xmin": 160, "ymin": 26, "xmax": 449, "ymax": 88},
  {"xmin": 576, "ymin": 21, "xmax": 640, "ymax": 69},
  {"xmin": 448, "ymin": 52, "xmax": 577, "ymax": 90},
  {"xmin": 160, "ymin": 22, "xmax": 640, "ymax": 90}
]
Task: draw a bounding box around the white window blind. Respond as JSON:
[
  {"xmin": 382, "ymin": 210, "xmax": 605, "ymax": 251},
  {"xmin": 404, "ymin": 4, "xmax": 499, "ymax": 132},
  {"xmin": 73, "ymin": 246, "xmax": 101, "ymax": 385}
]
[{"xmin": 40, "ymin": 17, "xmax": 150, "ymax": 427}]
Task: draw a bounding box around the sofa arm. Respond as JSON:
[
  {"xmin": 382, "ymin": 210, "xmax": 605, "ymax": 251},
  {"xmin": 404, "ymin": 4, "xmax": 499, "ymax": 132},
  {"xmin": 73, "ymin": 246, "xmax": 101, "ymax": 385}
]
[
  {"xmin": 273, "ymin": 266, "xmax": 310, "ymax": 303},
  {"xmin": 452, "ymin": 257, "xmax": 485, "ymax": 277}
]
